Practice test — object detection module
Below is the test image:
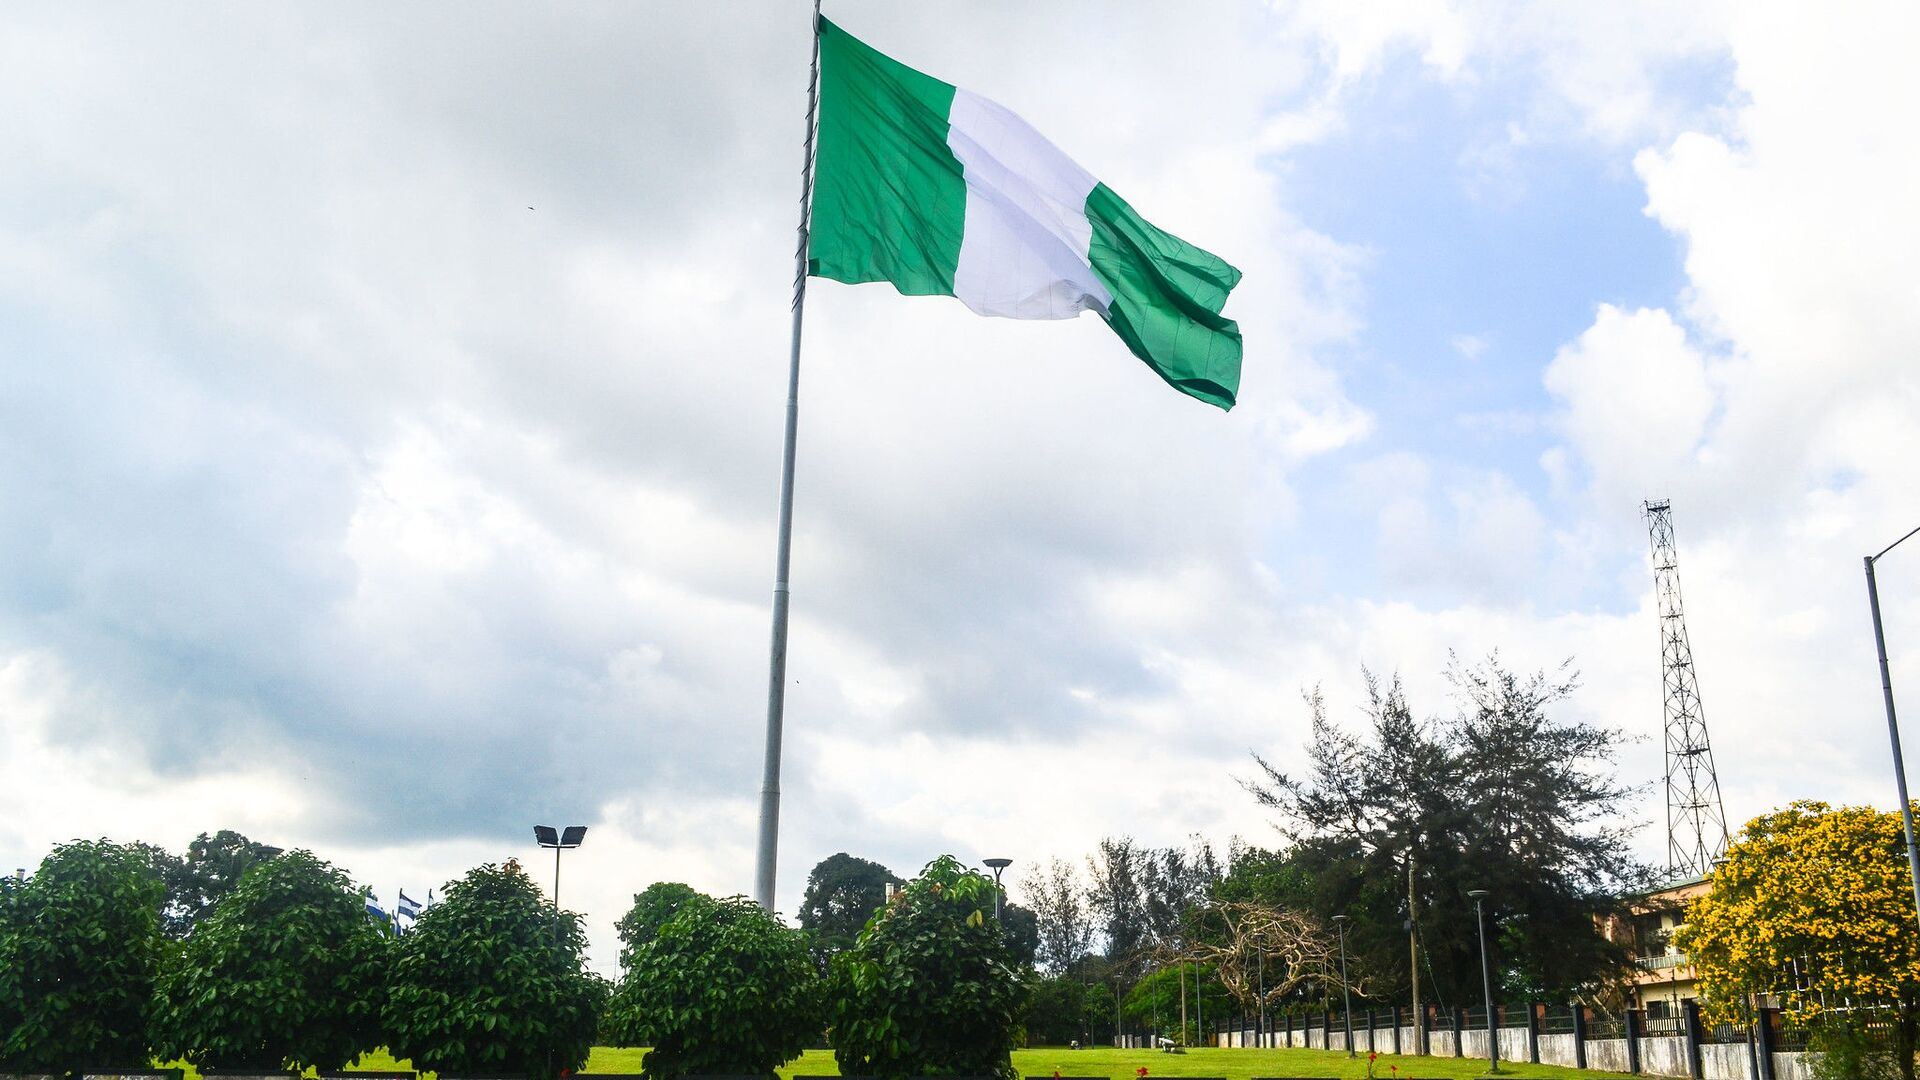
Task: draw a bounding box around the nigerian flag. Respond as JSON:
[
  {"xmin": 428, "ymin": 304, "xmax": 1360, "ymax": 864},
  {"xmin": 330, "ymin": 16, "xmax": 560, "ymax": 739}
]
[{"xmin": 806, "ymin": 17, "xmax": 1244, "ymax": 410}]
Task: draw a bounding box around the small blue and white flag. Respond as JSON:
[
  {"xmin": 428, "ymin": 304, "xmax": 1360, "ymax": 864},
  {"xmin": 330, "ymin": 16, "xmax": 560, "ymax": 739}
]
[
  {"xmin": 365, "ymin": 895, "xmax": 390, "ymax": 925},
  {"xmin": 397, "ymin": 890, "xmax": 423, "ymax": 930}
]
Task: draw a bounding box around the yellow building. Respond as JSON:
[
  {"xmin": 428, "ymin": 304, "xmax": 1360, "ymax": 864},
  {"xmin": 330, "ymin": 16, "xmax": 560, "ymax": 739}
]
[{"xmin": 1616, "ymin": 876, "xmax": 1711, "ymax": 1024}]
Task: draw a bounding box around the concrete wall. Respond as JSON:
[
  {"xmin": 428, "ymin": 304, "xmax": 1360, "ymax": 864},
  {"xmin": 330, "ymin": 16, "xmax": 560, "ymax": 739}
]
[
  {"xmin": 1456, "ymin": 1025, "xmax": 1529, "ymax": 1061},
  {"xmin": 1773, "ymin": 1050, "xmax": 1815, "ymax": 1080},
  {"xmin": 1639, "ymin": 1033, "xmax": 1691, "ymax": 1076},
  {"xmin": 1701, "ymin": 1042, "xmax": 1756, "ymax": 1079},
  {"xmin": 1537, "ymin": 1030, "xmax": 1580, "ymax": 1067},
  {"xmin": 1228, "ymin": 1016, "xmax": 1818, "ymax": 1080},
  {"xmin": 1587, "ymin": 1036, "xmax": 1632, "ymax": 1073},
  {"xmin": 1222, "ymin": 1016, "xmax": 1835, "ymax": 1080}
]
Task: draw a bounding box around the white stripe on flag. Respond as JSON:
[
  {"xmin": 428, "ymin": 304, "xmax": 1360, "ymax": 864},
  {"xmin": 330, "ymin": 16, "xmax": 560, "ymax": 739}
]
[{"xmin": 947, "ymin": 88, "xmax": 1110, "ymax": 320}]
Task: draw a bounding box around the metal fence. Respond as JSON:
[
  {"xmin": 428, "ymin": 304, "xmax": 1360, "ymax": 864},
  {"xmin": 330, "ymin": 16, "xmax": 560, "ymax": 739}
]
[{"xmin": 1537, "ymin": 1004, "xmax": 1578, "ymax": 1035}]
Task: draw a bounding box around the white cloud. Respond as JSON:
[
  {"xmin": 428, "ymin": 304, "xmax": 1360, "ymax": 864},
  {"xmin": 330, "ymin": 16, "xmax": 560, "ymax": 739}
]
[{"xmin": 1543, "ymin": 304, "xmax": 1717, "ymax": 509}]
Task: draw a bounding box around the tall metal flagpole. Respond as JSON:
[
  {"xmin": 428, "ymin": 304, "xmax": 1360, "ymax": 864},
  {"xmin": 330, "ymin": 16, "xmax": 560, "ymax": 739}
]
[{"xmin": 755, "ymin": 0, "xmax": 823, "ymax": 912}]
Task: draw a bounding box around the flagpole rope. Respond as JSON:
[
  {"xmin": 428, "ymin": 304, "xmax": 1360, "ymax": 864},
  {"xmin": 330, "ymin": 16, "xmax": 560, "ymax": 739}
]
[{"xmin": 754, "ymin": 0, "xmax": 822, "ymax": 913}]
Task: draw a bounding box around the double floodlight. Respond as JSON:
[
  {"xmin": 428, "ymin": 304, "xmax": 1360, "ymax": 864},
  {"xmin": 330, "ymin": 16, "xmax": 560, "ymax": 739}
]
[{"xmin": 534, "ymin": 824, "xmax": 588, "ymax": 849}]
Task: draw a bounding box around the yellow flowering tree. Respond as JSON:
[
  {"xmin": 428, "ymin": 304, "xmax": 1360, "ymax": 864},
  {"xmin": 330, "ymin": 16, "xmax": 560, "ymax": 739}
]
[{"xmin": 1677, "ymin": 800, "xmax": 1920, "ymax": 1077}]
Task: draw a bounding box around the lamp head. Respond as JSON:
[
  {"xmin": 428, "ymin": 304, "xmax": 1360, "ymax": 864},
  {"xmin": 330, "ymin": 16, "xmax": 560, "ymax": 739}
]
[
  {"xmin": 560, "ymin": 825, "xmax": 588, "ymax": 848},
  {"xmin": 534, "ymin": 825, "xmax": 560, "ymax": 848},
  {"xmin": 1332, "ymin": 914, "xmax": 1349, "ymax": 924},
  {"xmin": 1468, "ymin": 889, "xmax": 1489, "ymax": 900},
  {"xmin": 983, "ymin": 857, "xmax": 1013, "ymax": 870}
]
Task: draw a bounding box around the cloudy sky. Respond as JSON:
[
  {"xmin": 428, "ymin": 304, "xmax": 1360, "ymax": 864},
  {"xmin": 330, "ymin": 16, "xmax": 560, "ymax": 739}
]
[{"xmin": 4, "ymin": 1, "xmax": 1917, "ymax": 971}]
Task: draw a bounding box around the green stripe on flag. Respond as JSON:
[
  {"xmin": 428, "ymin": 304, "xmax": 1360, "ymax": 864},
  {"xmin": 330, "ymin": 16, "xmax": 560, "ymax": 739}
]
[
  {"xmin": 1084, "ymin": 183, "xmax": 1243, "ymax": 411},
  {"xmin": 808, "ymin": 17, "xmax": 966, "ymax": 296}
]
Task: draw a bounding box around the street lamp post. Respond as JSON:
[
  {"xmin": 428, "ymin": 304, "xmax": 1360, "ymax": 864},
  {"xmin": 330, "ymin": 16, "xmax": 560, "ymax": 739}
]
[
  {"xmin": 1332, "ymin": 914, "xmax": 1354, "ymax": 1056},
  {"xmin": 534, "ymin": 825, "xmax": 587, "ymax": 940},
  {"xmin": 1257, "ymin": 949, "xmax": 1266, "ymax": 1046},
  {"xmin": 1866, "ymin": 524, "xmax": 1920, "ymax": 930},
  {"xmin": 983, "ymin": 857, "xmax": 1012, "ymax": 922},
  {"xmin": 1468, "ymin": 889, "xmax": 1498, "ymax": 1074}
]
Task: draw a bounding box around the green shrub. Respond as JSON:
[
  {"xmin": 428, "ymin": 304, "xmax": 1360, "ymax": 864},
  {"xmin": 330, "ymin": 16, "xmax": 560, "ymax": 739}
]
[
  {"xmin": 151, "ymin": 850, "xmax": 389, "ymax": 1069},
  {"xmin": 607, "ymin": 892, "xmax": 820, "ymax": 1078},
  {"xmin": 603, "ymin": 883, "xmax": 705, "ymax": 1049},
  {"xmin": 0, "ymin": 839, "xmax": 165, "ymax": 1071},
  {"xmin": 616, "ymin": 881, "xmax": 702, "ymax": 955},
  {"xmin": 382, "ymin": 860, "xmax": 603, "ymax": 1080},
  {"xmin": 1808, "ymin": 1018, "xmax": 1904, "ymax": 1080},
  {"xmin": 828, "ymin": 855, "xmax": 1029, "ymax": 1079},
  {"xmin": 1024, "ymin": 974, "xmax": 1085, "ymax": 1046}
]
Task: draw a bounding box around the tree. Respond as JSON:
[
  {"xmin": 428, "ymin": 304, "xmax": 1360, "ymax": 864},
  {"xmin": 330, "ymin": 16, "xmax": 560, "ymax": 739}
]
[
  {"xmin": 164, "ymin": 831, "xmax": 284, "ymax": 937},
  {"xmin": 1023, "ymin": 857, "xmax": 1093, "ymax": 974},
  {"xmin": 124, "ymin": 841, "xmax": 194, "ymax": 938},
  {"xmin": 609, "ymin": 880, "xmax": 707, "ymax": 1046},
  {"xmin": 1121, "ymin": 962, "xmax": 1231, "ymax": 1045},
  {"xmin": 1087, "ymin": 837, "xmax": 1148, "ymax": 970},
  {"xmin": 607, "ymin": 892, "xmax": 820, "ymax": 1078},
  {"xmin": 616, "ymin": 881, "xmax": 701, "ymax": 954},
  {"xmin": 0, "ymin": 866, "xmax": 25, "ymax": 1064},
  {"xmin": 1082, "ymin": 982, "xmax": 1118, "ymax": 1045},
  {"xmin": 606, "ymin": 880, "xmax": 706, "ymax": 1045},
  {"xmin": 1177, "ymin": 901, "xmax": 1359, "ymax": 1017},
  {"xmin": 1138, "ymin": 839, "xmax": 1221, "ymax": 952},
  {"xmin": 383, "ymin": 860, "xmax": 603, "ymax": 1080},
  {"xmin": 1677, "ymin": 801, "xmax": 1920, "ymax": 1080},
  {"xmin": 799, "ymin": 852, "xmax": 900, "ymax": 964},
  {"xmin": 1243, "ymin": 658, "xmax": 1652, "ymax": 1002},
  {"xmin": 151, "ymin": 850, "xmax": 389, "ymax": 1069},
  {"xmin": 828, "ymin": 855, "xmax": 1029, "ymax": 1080},
  {"xmin": 0, "ymin": 840, "xmax": 165, "ymax": 1071},
  {"xmin": 1000, "ymin": 902, "xmax": 1040, "ymax": 969},
  {"xmin": 1024, "ymin": 974, "xmax": 1086, "ymax": 1045}
]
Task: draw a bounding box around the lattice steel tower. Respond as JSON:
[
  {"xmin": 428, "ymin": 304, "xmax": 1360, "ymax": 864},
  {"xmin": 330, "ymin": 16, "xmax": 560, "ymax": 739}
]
[{"xmin": 1645, "ymin": 499, "xmax": 1729, "ymax": 878}]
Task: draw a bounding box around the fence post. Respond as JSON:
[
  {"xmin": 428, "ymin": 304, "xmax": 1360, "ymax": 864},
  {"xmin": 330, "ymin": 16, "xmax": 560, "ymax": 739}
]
[
  {"xmin": 1755, "ymin": 1006, "xmax": 1779, "ymax": 1080},
  {"xmin": 1571, "ymin": 1001, "xmax": 1588, "ymax": 1070},
  {"xmin": 1682, "ymin": 998, "xmax": 1705, "ymax": 1079},
  {"xmin": 1626, "ymin": 1007, "xmax": 1644, "ymax": 1075},
  {"xmin": 1528, "ymin": 1000, "xmax": 1541, "ymax": 1063},
  {"xmin": 1325, "ymin": 1008, "xmax": 1335, "ymax": 1051},
  {"xmin": 1392, "ymin": 1006, "xmax": 1402, "ymax": 1055},
  {"xmin": 1284, "ymin": 1011, "xmax": 1292, "ymax": 1047}
]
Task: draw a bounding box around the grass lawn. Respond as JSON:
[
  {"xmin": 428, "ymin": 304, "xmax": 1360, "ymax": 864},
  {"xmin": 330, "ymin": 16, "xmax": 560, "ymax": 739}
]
[
  {"xmin": 177, "ymin": 1045, "xmax": 1629, "ymax": 1080},
  {"xmin": 773, "ymin": 1047, "xmax": 1623, "ymax": 1080}
]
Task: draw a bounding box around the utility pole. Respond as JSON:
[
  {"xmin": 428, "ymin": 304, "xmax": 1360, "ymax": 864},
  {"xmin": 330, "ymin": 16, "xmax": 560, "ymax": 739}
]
[
  {"xmin": 1408, "ymin": 849, "xmax": 1422, "ymax": 1053},
  {"xmin": 1197, "ymin": 960, "xmax": 1205, "ymax": 1046},
  {"xmin": 1181, "ymin": 961, "xmax": 1189, "ymax": 1044}
]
